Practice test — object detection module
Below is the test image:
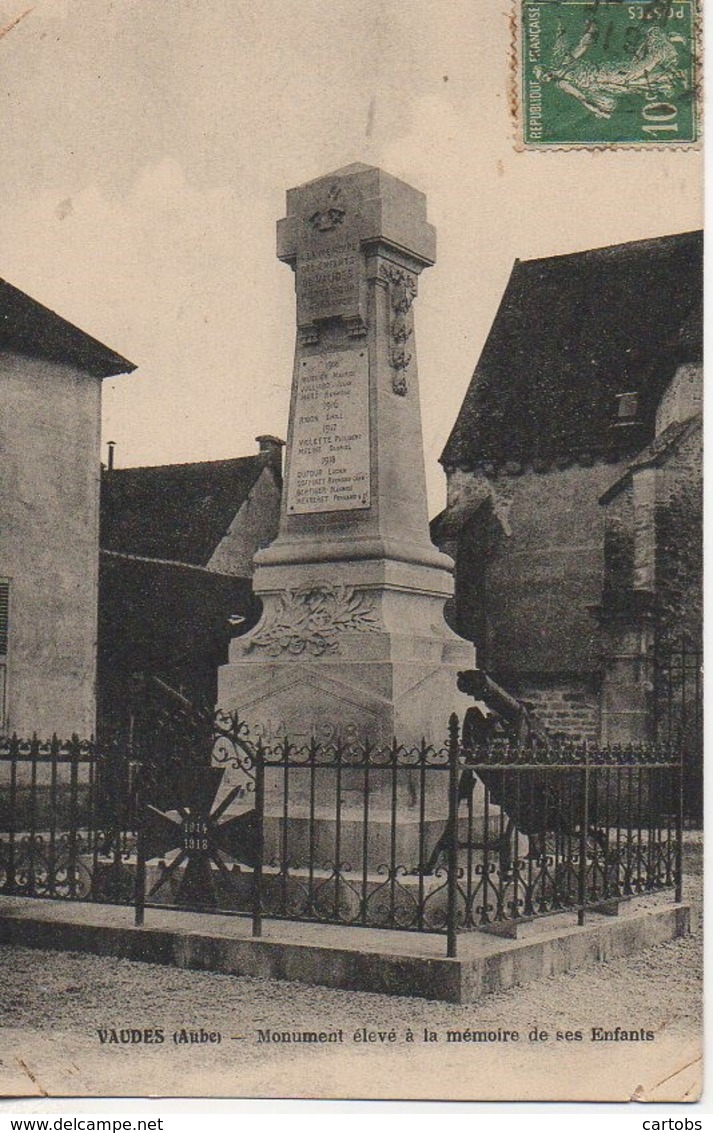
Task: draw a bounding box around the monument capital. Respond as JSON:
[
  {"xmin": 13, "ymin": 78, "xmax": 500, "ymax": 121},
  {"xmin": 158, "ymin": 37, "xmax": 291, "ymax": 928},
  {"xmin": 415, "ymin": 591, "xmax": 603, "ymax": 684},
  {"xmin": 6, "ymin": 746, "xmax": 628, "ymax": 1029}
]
[
  {"xmin": 277, "ymin": 163, "xmax": 436, "ymax": 270},
  {"xmin": 276, "ymin": 165, "xmax": 436, "ymax": 346}
]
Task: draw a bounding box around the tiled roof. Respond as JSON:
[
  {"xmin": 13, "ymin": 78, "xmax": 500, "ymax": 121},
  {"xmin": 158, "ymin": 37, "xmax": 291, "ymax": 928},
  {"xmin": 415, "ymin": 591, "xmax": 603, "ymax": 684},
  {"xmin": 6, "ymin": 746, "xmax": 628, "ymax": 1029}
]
[
  {"xmin": 97, "ymin": 552, "xmax": 260, "ymax": 692},
  {"xmin": 101, "ymin": 453, "xmax": 278, "ymax": 566},
  {"xmin": 0, "ymin": 278, "xmax": 135, "ymax": 377},
  {"xmin": 441, "ymin": 231, "xmax": 702, "ymax": 470}
]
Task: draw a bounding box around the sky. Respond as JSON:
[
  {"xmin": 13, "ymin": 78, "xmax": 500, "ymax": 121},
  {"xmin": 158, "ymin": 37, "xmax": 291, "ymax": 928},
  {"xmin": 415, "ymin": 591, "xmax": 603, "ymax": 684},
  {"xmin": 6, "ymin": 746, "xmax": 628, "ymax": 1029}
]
[{"xmin": 0, "ymin": 0, "xmax": 702, "ymax": 512}]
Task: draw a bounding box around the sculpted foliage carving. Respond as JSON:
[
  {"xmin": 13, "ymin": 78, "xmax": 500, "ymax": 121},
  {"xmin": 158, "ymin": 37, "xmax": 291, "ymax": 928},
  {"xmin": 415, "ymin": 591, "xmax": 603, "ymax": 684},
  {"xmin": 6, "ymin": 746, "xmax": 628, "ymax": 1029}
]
[
  {"xmin": 380, "ymin": 264, "xmax": 417, "ymax": 395},
  {"xmin": 246, "ymin": 583, "xmax": 379, "ymax": 656}
]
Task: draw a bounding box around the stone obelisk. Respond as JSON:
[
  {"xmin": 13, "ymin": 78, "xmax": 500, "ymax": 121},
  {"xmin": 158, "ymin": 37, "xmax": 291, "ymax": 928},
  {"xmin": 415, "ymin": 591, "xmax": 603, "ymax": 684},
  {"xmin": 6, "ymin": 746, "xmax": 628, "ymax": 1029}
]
[{"xmin": 218, "ymin": 164, "xmax": 474, "ymax": 746}]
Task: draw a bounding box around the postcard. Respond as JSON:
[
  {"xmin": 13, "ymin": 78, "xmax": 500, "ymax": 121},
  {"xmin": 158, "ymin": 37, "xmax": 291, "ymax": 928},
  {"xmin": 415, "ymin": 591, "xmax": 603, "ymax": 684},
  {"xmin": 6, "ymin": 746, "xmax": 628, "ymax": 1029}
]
[{"xmin": 0, "ymin": 0, "xmax": 702, "ymax": 1105}]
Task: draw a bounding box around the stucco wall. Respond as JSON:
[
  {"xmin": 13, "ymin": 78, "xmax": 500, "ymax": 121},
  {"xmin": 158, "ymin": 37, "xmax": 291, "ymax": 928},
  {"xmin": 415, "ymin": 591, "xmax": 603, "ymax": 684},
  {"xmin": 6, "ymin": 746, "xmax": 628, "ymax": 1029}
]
[{"xmin": 1, "ymin": 350, "xmax": 102, "ymax": 737}]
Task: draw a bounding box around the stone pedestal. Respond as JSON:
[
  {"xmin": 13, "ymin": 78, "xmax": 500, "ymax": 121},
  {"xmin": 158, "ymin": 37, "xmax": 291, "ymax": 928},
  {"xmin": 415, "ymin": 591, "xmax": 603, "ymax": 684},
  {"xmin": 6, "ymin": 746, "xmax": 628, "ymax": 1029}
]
[{"xmin": 218, "ymin": 164, "xmax": 474, "ymax": 749}]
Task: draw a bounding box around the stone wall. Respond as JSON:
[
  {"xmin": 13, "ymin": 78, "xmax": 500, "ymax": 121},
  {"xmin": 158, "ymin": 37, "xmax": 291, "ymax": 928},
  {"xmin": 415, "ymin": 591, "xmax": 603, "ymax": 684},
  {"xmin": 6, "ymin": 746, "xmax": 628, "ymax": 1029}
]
[
  {"xmin": 599, "ymin": 412, "xmax": 702, "ymax": 643},
  {"xmin": 656, "ymin": 363, "xmax": 702, "ymax": 435},
  {"xmin": 1, "ymin": 350, "xmax": 102, "ymax": 737},
  {"xmin": 655, "ymin": 420, "xmax": 702, "ymax": 649},
  {"xmin": 596, "ymin": 397, "xmax": 701, "ymax": 745},
  {"xmin": 444, "ymin": 460, "xmax": 627, "ymax": 676},
  {"xmin": 507, "ymin": 676, "xmax": 600, "ymax": 743},
  {"xmin": 602, "ymin": 484, "xmax": 634, "ymax": 598}
]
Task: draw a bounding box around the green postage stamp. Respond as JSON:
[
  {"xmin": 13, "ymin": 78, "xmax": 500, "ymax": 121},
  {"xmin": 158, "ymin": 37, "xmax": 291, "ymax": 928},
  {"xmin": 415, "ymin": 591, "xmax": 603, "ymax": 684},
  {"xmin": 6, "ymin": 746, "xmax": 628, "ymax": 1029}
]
[{"xmin": 520, "ymin": 0, "xmax": 699, "ymax": 146}]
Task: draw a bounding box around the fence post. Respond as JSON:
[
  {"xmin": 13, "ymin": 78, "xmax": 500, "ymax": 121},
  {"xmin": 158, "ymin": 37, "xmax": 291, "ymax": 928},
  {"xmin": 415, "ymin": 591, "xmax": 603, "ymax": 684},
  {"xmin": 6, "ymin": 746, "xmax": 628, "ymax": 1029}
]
[
  {"xmin": 252, "ymin": 739, "xmax": 265, "ymax": 938},
  {"xmin": 446, "ymin": 713, "xmax": 460, "ymax": 959},
  {"xmin": 133, "ymin": 762, "xmax": 146, "ymax": 927},
  {"xmin": 577, "ymin": 754, "xmax": 589, "ymax": 926},
  {"xmin": 6, "ymin": 737, "xmax": 18, "ymax": 894},
  {"xmin": 68, "ymin": 737, "xmax": 82, "ymax": 899},
  {"xmin": 675, "ymin": 755, "xmax": 684, "ymax": 904}
]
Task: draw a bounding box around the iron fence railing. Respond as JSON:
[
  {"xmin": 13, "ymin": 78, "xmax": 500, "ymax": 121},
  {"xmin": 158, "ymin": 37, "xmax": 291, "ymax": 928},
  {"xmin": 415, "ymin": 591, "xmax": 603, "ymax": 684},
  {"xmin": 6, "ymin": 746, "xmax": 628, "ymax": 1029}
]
[
  {"xmin": 441, "ymin": 727, "xmax": 682, "ymax": 954},
  {"xmin": 0, "ymin": 733, "xmax": 138, "ymax": 904},
  {"xmin": 654, "ymin": 642, "xmax": 702, "ymax": 822},
  {"xmin": 0, "ymin": 714, "xmax": 684, "ymax": 958}
]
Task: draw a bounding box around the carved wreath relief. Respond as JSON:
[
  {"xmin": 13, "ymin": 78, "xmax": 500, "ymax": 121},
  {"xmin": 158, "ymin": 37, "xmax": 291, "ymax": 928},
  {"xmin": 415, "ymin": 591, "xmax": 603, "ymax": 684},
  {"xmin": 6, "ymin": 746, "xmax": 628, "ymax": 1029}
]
[
  {"xmin": 246, "ymin": 582, "xmax": 378, "ymax": 657},
  {"xmin": 380, "ymin": 264, "xmax": 417, "ymax": 396}
]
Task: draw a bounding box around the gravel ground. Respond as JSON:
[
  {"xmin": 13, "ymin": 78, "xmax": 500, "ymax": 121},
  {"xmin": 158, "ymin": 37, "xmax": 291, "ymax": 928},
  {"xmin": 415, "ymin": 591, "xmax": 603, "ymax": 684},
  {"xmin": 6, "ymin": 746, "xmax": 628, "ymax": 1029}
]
[{"xmin": 0, "ymin": 879, "xmax": 702, "ymax": 1103}]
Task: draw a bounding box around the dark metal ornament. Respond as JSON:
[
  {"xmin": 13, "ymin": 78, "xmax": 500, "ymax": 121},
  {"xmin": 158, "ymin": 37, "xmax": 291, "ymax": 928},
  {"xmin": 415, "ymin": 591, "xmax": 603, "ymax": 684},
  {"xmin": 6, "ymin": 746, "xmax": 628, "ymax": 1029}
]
[{"xmin": 143, "ymin": 767, "xmax": 258, "ymax": 907}]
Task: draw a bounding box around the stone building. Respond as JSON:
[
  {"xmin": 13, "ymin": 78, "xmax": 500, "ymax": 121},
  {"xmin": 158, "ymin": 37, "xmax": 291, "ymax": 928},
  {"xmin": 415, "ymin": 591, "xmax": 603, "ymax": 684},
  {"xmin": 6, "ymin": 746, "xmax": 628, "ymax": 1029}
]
[
  {"xmin": 433, "ymin": 230, "xmax": 702, "ymax": 745},
  {"xmin": 0, "ymin": 278, "xmax": 135, "ymax": 737},
  {"xmin": 98, "ymin": 437, "xmax": 283, "ymax": 734}
]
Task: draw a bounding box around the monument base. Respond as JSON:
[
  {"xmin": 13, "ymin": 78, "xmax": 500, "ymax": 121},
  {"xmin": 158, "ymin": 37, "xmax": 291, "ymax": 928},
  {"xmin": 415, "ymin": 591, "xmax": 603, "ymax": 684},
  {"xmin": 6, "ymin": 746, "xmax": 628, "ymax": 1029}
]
[{"xmin": 217, "ymin": 557, "xmax": 475, "ymax": 750}]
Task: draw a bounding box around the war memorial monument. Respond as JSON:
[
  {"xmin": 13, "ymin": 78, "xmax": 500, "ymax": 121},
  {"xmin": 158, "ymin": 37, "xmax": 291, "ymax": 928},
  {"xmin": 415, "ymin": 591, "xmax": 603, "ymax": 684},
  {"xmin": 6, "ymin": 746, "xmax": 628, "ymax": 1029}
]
[{"xmin": 218, "ymin": 163, "xmax": 475, "ymax": 746}]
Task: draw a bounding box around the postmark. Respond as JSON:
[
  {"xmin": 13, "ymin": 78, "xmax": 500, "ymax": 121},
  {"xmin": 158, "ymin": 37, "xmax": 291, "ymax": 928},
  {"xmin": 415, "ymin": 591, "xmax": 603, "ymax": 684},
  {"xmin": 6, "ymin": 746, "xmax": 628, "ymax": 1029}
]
[{"xmin": 518, "ymin": 0, "xmax": 700, "ymax": 148}]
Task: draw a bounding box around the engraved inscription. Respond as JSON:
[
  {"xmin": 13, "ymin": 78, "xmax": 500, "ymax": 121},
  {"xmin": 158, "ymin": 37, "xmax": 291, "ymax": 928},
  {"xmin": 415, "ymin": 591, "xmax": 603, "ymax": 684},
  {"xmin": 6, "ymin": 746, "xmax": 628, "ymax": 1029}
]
[
  {"xmin": 297, "ymin": 239, "xmax": 361, "ymax": 324},
  {"xmin": 286, "ymin": 350, "xmax": 370, "ymax": 514}
]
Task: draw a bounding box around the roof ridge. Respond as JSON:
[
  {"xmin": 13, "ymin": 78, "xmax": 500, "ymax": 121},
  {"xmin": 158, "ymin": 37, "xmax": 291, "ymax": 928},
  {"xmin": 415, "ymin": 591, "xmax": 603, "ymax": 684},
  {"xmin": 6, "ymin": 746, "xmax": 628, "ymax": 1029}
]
[
  {"xmin": 105, "ymin": 452, "xmax": 268, "ymax": 475},
  {"xmin": 517, "ymin": 229, "xmax": 702, "ymax": 272},
  {"xmin": 100, "ymin": 548, "xmax": 252, "ymax": 580}
]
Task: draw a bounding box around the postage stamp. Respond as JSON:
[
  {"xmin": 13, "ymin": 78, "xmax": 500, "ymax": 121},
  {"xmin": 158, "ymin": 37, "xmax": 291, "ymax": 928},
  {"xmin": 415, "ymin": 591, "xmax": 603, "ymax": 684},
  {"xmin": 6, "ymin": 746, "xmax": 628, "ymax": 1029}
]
[{"xmin": 519, "ymin": 0, "xmax": 700, "ymax": 147}]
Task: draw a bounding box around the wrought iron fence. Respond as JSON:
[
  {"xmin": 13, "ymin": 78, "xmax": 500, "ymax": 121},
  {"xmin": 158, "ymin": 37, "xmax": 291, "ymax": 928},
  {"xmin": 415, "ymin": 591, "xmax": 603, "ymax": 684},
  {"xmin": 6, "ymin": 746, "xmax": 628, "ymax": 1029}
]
[
  {"xmin": 131, "ymin": 711, "xmax": 682, "ymax": 956},
  {"xmin": 133, "ymin": 708, "xmax": 259, "ymax": 921},
  {"xmin": 444, "ymin": 730, "xmax": 681, "ymax": 954},
  {"xmin": 0, "ymin": 733, "xmax": 137, "ymax": 903},
  {"xmin": 0, "ymin": 712, "xmax": 683, "ymax": 959},
  {"xmin": 654, "ymin": 641, "xmax": 702, "ymax": 823}
]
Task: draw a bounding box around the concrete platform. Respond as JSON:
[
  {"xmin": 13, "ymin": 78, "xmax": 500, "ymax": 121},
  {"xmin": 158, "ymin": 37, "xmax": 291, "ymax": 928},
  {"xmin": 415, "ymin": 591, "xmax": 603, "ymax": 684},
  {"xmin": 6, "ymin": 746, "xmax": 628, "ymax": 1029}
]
[{"xmin": 0, "ymin": 890, "xmax": 689, "ymax": 1004}]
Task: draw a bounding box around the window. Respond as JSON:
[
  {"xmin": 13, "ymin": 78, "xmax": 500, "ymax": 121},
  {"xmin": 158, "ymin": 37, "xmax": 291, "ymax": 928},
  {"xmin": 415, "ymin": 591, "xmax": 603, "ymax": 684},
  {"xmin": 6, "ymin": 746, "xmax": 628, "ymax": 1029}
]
[{"xmin": 615, "ymin": 391, "xmax": 639, "ymax": 420}]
